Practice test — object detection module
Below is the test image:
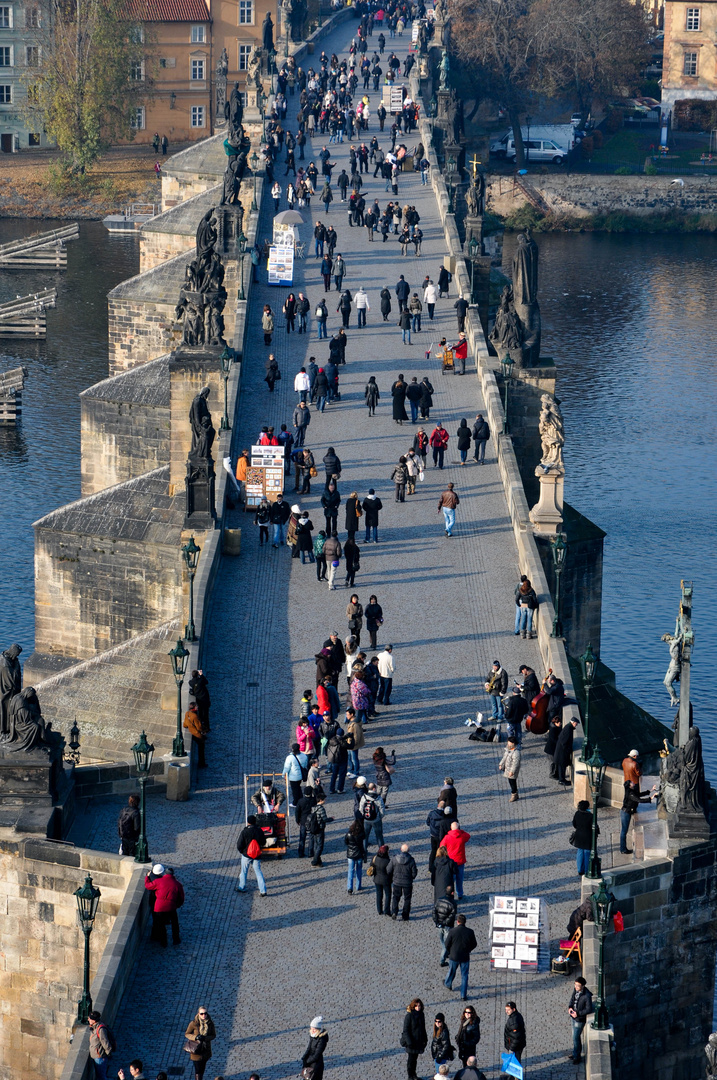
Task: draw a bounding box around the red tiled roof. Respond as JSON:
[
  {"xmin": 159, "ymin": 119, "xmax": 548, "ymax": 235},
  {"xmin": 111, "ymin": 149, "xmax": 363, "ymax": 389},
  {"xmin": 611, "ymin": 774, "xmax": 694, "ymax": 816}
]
[{"xmin": 124, "ymin": 0, "xmax": 211, "ymax": 21}]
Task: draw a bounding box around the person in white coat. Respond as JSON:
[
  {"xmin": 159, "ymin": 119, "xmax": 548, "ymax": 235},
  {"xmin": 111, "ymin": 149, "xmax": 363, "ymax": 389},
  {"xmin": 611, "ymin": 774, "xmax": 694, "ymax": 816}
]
[
  {"xmin": 294, "ymin": 367, "xmax": 311, "ymax": 403},
  {"xmin": 377, "ymin": 645, "xmax": 395, "ymax": 705},
  {"xmin": 423, "ymin": 280, "xmax": 439, "ymax": 321},
  {"xmin": 355, "ymin": 287, "xmax": 370, "ymax": 328}
]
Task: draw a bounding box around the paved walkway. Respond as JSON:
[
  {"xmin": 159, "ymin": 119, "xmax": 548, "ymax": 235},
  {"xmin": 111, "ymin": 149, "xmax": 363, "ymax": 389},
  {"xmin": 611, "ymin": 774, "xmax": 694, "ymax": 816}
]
[{"xmin": 96, "ymin": 17, "xmax": 607, "ymax": 1080}]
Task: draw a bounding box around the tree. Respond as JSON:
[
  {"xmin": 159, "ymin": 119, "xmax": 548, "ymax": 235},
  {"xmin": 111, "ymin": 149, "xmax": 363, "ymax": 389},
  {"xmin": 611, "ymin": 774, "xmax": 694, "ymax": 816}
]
[
  {"xmin": 532, "ymin": 0, "xmax": 651, "ymax": 119},
  {"xmin": 25, "ymin": 0, "xmax": 155, "ymax": 173},
  {"xmin": 452, "ymin": 0, "xmax": 544, "ymax": 168}
]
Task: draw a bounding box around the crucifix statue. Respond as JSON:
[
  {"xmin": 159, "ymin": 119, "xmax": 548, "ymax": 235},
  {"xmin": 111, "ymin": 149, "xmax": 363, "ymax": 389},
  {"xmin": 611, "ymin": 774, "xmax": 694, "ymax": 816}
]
[{"xmin": 661, "ymin": 580, "xmax": 694, "ymax": 747}]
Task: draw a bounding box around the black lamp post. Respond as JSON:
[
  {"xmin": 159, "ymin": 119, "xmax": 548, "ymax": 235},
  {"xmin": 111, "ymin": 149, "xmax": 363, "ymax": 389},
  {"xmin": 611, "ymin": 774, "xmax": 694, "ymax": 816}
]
[
  {"xmin": 580, "ymin": 642, "xmax": 597, "ymax": 762},
  {"xmin": 131, "ymin": 731, "xmax": 154, "ymax": 864},
  {"xmin": 550, "ymin": 532, "xmax": 568, "ymax": 638},
  {"xmin": 250, "ymin": 150, "xmax": 259, "ymax": 212},
  {"xmin": 65, "ymin": 720, "xmax": 81, "ymax": 765},
  {"xmin": 269, "ymin": 49, "xmax": 277, "ymax": 93},
  {"xmin": 467, "ymin": 236, "xmax": 479, "ymax": 306},
  {"xmin": 501, "ymin": 354, "xmax": 515, "ymax": 434},
  {"xmin": 169, "ymin": 638, "xmax": 189, "ymax": 757},
  {"xmin": 585, "ymin": 744, "xmax": 606, "ymax": 880},
  {"xmin": 428, "ymin": 95, "xmax": 437, "ymax": 118},
  {"xmin": 219, "ymin": 345, "xmax": 234, "ymax": 431},
  {"xmin": 74, "ymin": 874, "xmax": 101, "ymax": 1023},
  {"xmin": 590, "ymin": 877, "xmax": 616, "ymax": 1030},
  {"xmin": 237, "ymin": 231, "xmax": 248, "ymax": 301},
  {"xmin": 258, "ymin": 90, "xmax": 266, "ymax": 143},
  {"xmin": 525, "ymin": 114, "xmax": 532, "ymax": 164},
  {"xmin": 181, "ymin": 535, "xmax": 200, "ymax": 641}
]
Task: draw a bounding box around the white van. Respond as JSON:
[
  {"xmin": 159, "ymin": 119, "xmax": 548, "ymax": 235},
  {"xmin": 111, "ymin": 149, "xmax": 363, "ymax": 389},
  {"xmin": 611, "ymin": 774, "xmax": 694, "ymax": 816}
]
[
  {"xmin": 490, "ymin": 124, "xmax": 574, "ymax": 159},
  {"xmin": 505, "ymin": 137, "xmax": 567, "ymax": 164}
]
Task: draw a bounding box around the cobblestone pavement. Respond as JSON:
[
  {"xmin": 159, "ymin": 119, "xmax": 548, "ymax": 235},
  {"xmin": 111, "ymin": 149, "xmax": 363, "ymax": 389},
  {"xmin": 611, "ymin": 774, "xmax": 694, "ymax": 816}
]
[{"xmin": 91, "ymin": 17, "xmax": 621, "ymax": 1080}]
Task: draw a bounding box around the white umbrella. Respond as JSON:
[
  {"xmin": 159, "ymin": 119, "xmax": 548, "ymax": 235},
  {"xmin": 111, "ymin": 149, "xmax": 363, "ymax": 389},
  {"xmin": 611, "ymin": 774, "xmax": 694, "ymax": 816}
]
[{"xmin": 273, "ymin": 210, "xmax": 305, "ymax": 225}]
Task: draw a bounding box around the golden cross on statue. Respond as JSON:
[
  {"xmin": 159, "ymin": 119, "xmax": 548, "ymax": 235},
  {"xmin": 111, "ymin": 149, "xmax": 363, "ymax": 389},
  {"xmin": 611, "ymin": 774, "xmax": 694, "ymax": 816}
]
[{"xmin": 469, "ymin": 154, "xmax": 481, "ymax": 178}]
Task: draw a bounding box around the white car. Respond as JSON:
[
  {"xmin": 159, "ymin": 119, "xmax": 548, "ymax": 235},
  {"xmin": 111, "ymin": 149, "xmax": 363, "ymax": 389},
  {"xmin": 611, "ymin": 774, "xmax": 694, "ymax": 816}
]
[{"xmin": 507, "ymin": 138, "xmax": 567, "ymax": 165}]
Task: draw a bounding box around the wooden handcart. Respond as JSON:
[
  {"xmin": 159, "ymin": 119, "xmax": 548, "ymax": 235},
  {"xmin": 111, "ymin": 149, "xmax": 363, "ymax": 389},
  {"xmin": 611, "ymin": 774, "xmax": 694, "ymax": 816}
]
[
  {"xmin": 439, "ymin": 346, "xmax": 455, "ymax": 374},
  {"xmin": 243, "ymin": 772, "xmax": 291, "ymax": 857}
]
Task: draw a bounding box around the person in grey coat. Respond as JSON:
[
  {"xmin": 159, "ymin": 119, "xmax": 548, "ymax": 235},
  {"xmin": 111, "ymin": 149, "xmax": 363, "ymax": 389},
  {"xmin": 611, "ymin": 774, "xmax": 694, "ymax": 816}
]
[
  {"xmin": 389, "ymin": 842, "xmax": 418, "ymax": 921},
  {"xmin": 293, "ymin": 401, "xmax": 312, "ymax": 446}
]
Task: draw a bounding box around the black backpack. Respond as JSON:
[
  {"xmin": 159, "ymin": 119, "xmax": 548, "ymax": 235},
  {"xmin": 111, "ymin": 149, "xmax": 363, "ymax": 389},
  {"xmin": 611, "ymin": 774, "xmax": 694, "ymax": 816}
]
[
  {"xmin": 363, "ymin": 797, "xmax": 378, "ymax": 821},
  {"xmin": 308, "ymin": 808, "xmax": 323, "ymax": 835}
]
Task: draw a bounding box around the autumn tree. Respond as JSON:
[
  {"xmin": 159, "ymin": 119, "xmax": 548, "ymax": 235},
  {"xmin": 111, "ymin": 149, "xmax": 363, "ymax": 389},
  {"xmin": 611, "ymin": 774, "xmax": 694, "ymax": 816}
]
[{"xmin": 25, "ymin": 0, "xmax": 155, "ymax": 173}]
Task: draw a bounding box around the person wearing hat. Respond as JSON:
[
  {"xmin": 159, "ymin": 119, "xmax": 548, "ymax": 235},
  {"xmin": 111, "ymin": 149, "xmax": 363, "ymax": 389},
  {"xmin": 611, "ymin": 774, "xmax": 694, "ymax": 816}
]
[
  {"xmin": 622, "ymin": 749, "xmax": 642, "ymax": 786},
  {"xmin": 431, "ymin": 1013, "xmax": 455, "ymax": 1071},
  {"xmin": 301, "ymin": 1017, "xmax": 328, "ymax": 1080},
  {"xmin": 144, "ymin": 864, "xmax": 184, "ymax": 946},
  {"xmin": 484, "ymin": 661, "xmax": 508, "ymax": 722},
  {"xmin": 251, "ymin": 778, "xmax": 286, "ymax": 812},
  {"xmin": 362, "ymin": 489, "xmax": 383, "ymax": 542}
]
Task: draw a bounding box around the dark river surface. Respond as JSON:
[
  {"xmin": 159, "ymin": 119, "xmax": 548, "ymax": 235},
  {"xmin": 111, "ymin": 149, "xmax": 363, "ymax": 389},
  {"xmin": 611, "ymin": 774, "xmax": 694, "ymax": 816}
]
[{"xmin": 0, "ymin": 221, "xmax": 714, "ymax": 776}]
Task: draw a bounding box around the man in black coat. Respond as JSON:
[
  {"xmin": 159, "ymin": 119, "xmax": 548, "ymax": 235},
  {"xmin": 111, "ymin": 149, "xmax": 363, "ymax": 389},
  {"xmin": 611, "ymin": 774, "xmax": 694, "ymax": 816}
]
[
  {"xmin": 504, "ymin": 686, "xmax": 529, "ymax": 744},
  {"xmin": 454, "ymin": 296, "xmax": 469, "ymax": 332},
  {"xmin": 189, "ymin": 669, "xmax": 211, "ymax": 731},
  {"xmin": 504, "ymin": 1002, "xmax": 526, "ymax": 1062},
  {"xmin": 362, "ymin": 489, "xmax": 382, "ymax": 542},
  {"xmin": 117, "ymin": 795, "xmax": 141, "ymax": 856},
  {"xmin": 389, "ymin": 842, "xmax": 418, "ymax": 920},
  {"xmin": 443, "ymin": 914, "xmax": 477, "ymax": 1000},
  {"xmin": 568, "ymin": 977, "xmax": 593, "ymax": 1063},
  {"xmin": 519, "ymin": 664, "xmax": 540, "ymax": 704},
  {"xmin": 553, "ymin": 718, "xmax": 578, "ymax": 785},
  {"xmin": 471, "ymin": 414, "xmax": 490, "ymax": 464},
  {"xmin": 395, "ymin": 274, "xmax": 410, "ymax": 311},
  {"xmin": 455, "ymin": 1059, "xmax": 487, "ymax": 1080},
  {"xmin": 546, "ymin": 673, "xmax": 566, "ymax": 721},
  {"xmin": 270, "ymin": 493, "xmax": 291, "ymax": 547},
  {"xmin": 426, "ymin": 799, "xmax": 447, "ymax": 875},
  {"xmin": 321, "ymin": 482, "xmax": 341, "ymax": 536},
  {"xmin": 433, "ymin": 884, "xmax": 457, "ymax": 966},
  {"xmin": 295, "ymin": 785, "xmax": 317, "ymax": 858}
]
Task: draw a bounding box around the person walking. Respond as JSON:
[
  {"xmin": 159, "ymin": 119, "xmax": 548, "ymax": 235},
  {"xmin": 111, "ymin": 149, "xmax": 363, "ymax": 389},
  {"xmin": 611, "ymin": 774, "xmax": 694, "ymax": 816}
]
[
  {"xmin": 344, "ymin": 815, "xmax": 366, "ymax": 893},
  {"xmin": 571, "ymin": 799, "xmax": 597, "ymax": 876},
  {"xmin": 401, "ymin": 999, "xmax": 428, "ymax": 1080},
  {"xmin": 389, "ymin": 842, "xmax": 418, "ymax": 920},
  {"xmin": 443, "ymin": 914, "xmax": 477, "ymax": 1000},
  {"xmin": 553, "ymin": 717, "xmax": 578, "ymax": 786},
  {"xmin": 293, "ymin": 401, "xmax": 311, "ymax": 446},
  {"xmin": 443, "ymin": 820, "xmax": 471, "ymax": 900},
  {"xmin": 472, "ymin": 414, "xmax": 490, "ymax": 464},
  {"xmin": 406, "ymin": 377, "xmax": 422, "ymax": 424},
  {"xmin": 356, "ymin": 286, "xmax": 370, "ymax": 327},
  {"xmin": 264, "ymin": 353, "xmax": 280, "ymax": 392},
  {"xmin": 364, "ymin": 375, "xmax": 380, "ymax": 416},
  {"xmin": 301, "ymin": 1018, "xmax": 329, "ymax": 1080},
  {"xmin": 456, "ymin": 1006, "xmax": 481, "ymax": 1067},
  {"xmin": 373, "ymin": 745, "xmax": 396, "ymax": 803},
  {"xmin": 333, "ymin": 253, "xmax": 346, "ymax": 291},
  {"xmin": 272, "ymin": 180, "xmax": 282, "ymax": 212},
  {"xmin": 454, "ymin": 295, "xmax": 469, "ymax": 332},
  {"xmin": 254, "ymin": 497, "xmax": 271, "ymax": 546},
  {"xmin": 423, "ymin": 279, "xmax": 438, "ymax": 320},
  {"xmin": 430, "ymin": 422, "xmax": 449, "ymax": 469},
  {"xmin": 313, "ymin": 530, "xmax": 328, "ymax": 581},
  {"xmin": 433, "ymin": 843, "xmax": 455, "ymax": 900},
  {"xmin": 370, "ymin": 842, "xmax": 393, "ymax": 914},
  {"xmin": 308, "ymin": 795, "xmax": 330, "ymax": 866},
  {"xmin": 414, "ymin": 427, "xmax": 429, "ymax": 468},
  {"xmin": 431, "ymin": 1015, "xmax": 456, "ymax": 1072},
  {"xmin": 504, "ymin": 1002, "xmax": 526, "ymax": 1063},
  {"xmin": 433, "ymin": 884, "xmax": 458, "ymax": 966},
  {"xmin": 405, "ymin": 449, "xmax": 420, "ymax": 494},
  {"xmin": 262, "ymin": 305, "xmax": 274, "ymax": 345},
  {"xmin": 184, "ymin": 1008, "xmax": 216, "ymax": 1080},
  {"xmin": 324, "ymin": 533, "xmax": 342, "ymax": 590},
  {"xmin": 399, "ymin": 307, "xmax": 412, "ymax": 345},
  {"xmin": 456, "ymin": 420, "xmax": 472, "ymax": 464},
  {"xmin": 235, "ymin": 815, "xmax": 267, "ymax": 895},
  {"xmin": 392, "ymin": 374, "xmax": 409, "ymax": 423},
  {"xmin": 438, "ymin": 483, "xmax": 459, "ymax": 537},
  {"xmin": 392, "ymin": 456, "xmax": 408, "ymax": 502},
  {"xmin": 438, "ymin": 264, "xmax": 451, "ymax": 298},
  {"xmin": 294, "ymin": 366, "xmax": 310, "ymax": 402},
  {"xmin": 316, "ymin": 296, "xmax": 329, "ymax": 338},
  {"xmin": 380, "ymin": 285, "xmax": 392, "ymax": 320},
  {"xmin": 395, "ymin": 274, "xmax": 410, "ymax": 311},
  {"xmin": 568, "ymin": 977, "xmax": 593, "ymax": 1064},
  {"xmin": 117, "ymin": 795, "xmax": 140, "ymax": 856},
  {"xmin": 419, "ymin": 378, "xmax": 434, "ymax": 421},
  {"xmin": 485, "ymin": 660, "xmax": 508, "ymax": 722},
  {"xmin": 365, "ymin": 594, "xmax": 383, "ymax": 648},
  {"xmin": 498, "ymin": 738, "xmax": 522, "ymax": 802},
  {"xmin": 283, "ymin": 292, "xmax": 297, "ymax": 332},
  {"xmin": 360, "ymin": 782, "xmax": 386, "ymax": 847},
  {"xmin": 377, "ymin": 644, "xmax": 394, "ymax": 705},
  {"xmin": 144, "ymin": 864, "xmax": 184, "ymax": 945},
  {"xmin": 409, "ymin": 293, "xmax": 423, "ymax": 333}
]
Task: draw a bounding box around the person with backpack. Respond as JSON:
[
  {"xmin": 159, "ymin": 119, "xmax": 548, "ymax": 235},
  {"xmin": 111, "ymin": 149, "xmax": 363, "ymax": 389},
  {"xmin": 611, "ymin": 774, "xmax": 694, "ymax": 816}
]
[
  {"xmin": 282, "ymin": 742, "xmax": 309, "ymax": 807},
  {"xmin": 308, "ymin": 794, "xmax": 331, "ymax": 867},
  {"xmin": 89, "ymin": 1011, "xmax": 116, "ymax": 1079},
  {"xmin": 314, "ymin": 529, "xmax": 328, "ymax": 581},
  {"xmin": 472, "ymin": 414, "xmax": 490, "ymax": 464},
  {"xmin": 316, "ymin": 296, "xmax": 329, "ymax": 338},
  {"xmin": 359, "ymin": 782, "xmax": 385, "ymax": 847},
  {"xmin": 327, "ymin": 725, "xmax": 354, "ymax": 794},
  {"xmin": 117, "ymin": 794, "xmax": 140, "ymax": 856},
  {"xmin": 344, "ymin": 815, "xmax": 367, "ymax": 893},
  {"xmin": 235, "ymin": 814, "xmax": 267, "ymax": 895},
  {"xmin": 295, "ymin": 784, "xmax": 317, "ymax": 857}
]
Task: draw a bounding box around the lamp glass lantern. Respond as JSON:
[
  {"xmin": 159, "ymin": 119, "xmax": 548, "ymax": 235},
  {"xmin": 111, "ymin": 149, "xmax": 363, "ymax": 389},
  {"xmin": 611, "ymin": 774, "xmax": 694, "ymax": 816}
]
[
  {"xmin": 585, "ymin": 744, "xmax": 606, "ymax": 880},
  {"xmin": 169, "ymin": 639, "xmax": 190, "ymax": 757},
  {"xmin": 131, "ymin": 730, "xmax": 154, "ymax": 863},
  {"xmin": 74, "ymin": 873, "xmax": 101, "ymax": 1023},
  {"xmin": 580, "ymin": 641, "xmax": 597, "ymax": 761},
  {"xmin": 501, "ymin": 355, "xmax": 515, "ymax": 434},
  {"xmin": 550, "ymin": 532, "xmax": 568, "ymax": 638},
  {"xmin": 590, "ymin": 877, "xmax": 617, "ymax": 1030},
  {"xmin": 219, "ymin": 345, "xmax": 233, "ymax": 430},
  {"xmin": 237, "ymin": 231, "xmax": 248, "ymax": 301},
  {"xmin": 65, "ymin": 719, "xmax": 81, "ymax": 765}
]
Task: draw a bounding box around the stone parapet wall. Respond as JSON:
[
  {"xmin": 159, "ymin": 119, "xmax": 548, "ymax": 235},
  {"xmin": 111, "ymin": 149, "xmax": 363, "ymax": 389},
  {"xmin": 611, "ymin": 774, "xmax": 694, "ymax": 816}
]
[
  {"xmin": 139, "ymin": 230, "xmax": 195, "ymax": 272},
  {"xmin": 108, "ymin": 296, "xmax": 179, "ymax": 375}
]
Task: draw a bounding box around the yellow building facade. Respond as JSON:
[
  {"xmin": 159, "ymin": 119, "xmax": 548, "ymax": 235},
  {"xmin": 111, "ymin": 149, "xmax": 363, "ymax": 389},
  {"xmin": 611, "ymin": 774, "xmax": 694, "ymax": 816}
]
[{"xmin": 661, "ymin": 0, "xmax": 717, "ymax": 116}]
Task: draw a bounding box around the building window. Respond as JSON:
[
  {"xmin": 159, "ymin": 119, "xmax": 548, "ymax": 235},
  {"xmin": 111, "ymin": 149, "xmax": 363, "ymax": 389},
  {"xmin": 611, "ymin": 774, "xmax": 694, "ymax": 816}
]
[
  {"xmin": 685, "ymin": 7, "xmax": 700, "ymax": 29},
  {"xmin": 683, "ymin": 51, "xmax": 698, "ymax": 75},
  {"xmin": 130, "ymin": 106, "xmax": 145, "ymax": 129},
  {"xmin": 190, "ymin": 24, "xmax": 205, "ymax": 42},
  {"xmin": 0, "ymin": 7, "xmax": 12, "ymax": 27},
  {"xmin": 0, "ymin": 84, "xmax": 12, "ymax": 103},
  {"xmin": 239, "ymin": 0, "xmax": 253, "ymax": 23},
  {"xmin": 129, "ymin": 25, "xmax": 144, "ymax": 43},
  {"xmin": 29, "ymin": 131, "xmax": 40, "ymax": 145},
  {"xmin": 130, "ymin": 59, "xmax": 145, "ymax": 80},
  {"xmin": 0, "ymin": 46, "xmax": 11, "ymax": 66},
  {"xmin": 238, "ymin": 44, "xmax": 252, "ymax": 70},
  {"xmin": 191, "ymin": 105, "xmax": 205, "ymax": 127},
  {"xmin": 191, "ymin": 58, "xmax": 205, "ymax": 80},
  {"xmin": 25, "ymin": 45, "xmax": 40, "ymax": 66},
  {"xmin": 26, "ymin": 6, "xmax": 40, "ymax": 26}
]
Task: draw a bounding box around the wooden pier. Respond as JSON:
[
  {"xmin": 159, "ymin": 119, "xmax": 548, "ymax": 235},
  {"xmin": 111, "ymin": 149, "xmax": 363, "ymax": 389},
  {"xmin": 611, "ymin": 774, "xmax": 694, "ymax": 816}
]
[
  {"xmin": 0, "ymin": 365, "xmax": 28, "ymax": 423},
  {"xmin": 0, "ymin": 288, "xmax": 57, "ymax": 338},
  {"xmin": 0, "ymin": 223, "xmax": 79, "ymax": 269}
]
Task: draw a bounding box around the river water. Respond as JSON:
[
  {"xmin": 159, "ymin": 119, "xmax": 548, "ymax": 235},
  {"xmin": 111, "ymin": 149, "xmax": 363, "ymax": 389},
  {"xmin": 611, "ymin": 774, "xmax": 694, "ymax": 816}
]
[
  {"xmin": 0, "ymin": 221, "xmax": 714, "ymax": 775},
  {"xmin": 0, "ymin": 219, "xmax": 139, "ymax": 653}
]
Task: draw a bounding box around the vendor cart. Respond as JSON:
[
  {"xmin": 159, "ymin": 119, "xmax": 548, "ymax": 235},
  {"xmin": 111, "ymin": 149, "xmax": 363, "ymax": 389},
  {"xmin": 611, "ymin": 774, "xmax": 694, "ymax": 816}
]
[
  {"xmin": 243, "ymin": 772, "xmax": 291, "ymax": 856},
  {"xmin": 438, "ymin": 346, "xmax": 455, "ymax": 374}
]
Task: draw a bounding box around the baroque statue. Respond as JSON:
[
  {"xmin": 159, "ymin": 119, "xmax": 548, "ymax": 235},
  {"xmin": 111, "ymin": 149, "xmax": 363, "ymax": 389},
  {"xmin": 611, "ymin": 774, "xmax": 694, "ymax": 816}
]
[
  {"xmin": 221, "ymin": 155, "xmax": 245, "ymax": 207},
  {"xmin": 0, "ymin": 643, "xmax": 22, "ymax": 736},
  {"xmin": 262, "ymin": 10, "xmax": 274, "ymax": 52},
  {"xmin": 538, "ymin": 393, "xmax": 565, "ymax": 472},
  {"xmin": 215, "ymin": 48, "xmax": 229, "ymax": 119},
  {"xmin": 489, "ymin": 285, "xmax": 522, "ymax": 358},
  {"xmin": 465, "ymin": 172, "xmax": 485, "ymax": 218},
  {"xmin": 189, "ymin": 388, "xmax": 216, "ymax": 462},
  {"xmin": 661, "ymin": 622, "xmax": 683, "ymax": 707},
  {"xmin": 512, "ymin": 227, "xmax": 541, "ymax": 364},
  {"xmin": 1, "ymin": 686, "xmax": 59, "ymax": 754},
  {"xmin": 227, "ymin": 81, "xmax": 244, "ymax": 136},
  {"xmin": 434, "ymin": 0, "xmax": 447, "ymax": 23},
  {"xmin": 438, "ymin": 49, "xmax": 450, "ymax": 90},
  {"xmin": 174, "ymin": 210, "xmax": 227, "ymax": 349},
  {"xmin": 247, "ymin": 46, "xmax": 262, "ymax": 89}
]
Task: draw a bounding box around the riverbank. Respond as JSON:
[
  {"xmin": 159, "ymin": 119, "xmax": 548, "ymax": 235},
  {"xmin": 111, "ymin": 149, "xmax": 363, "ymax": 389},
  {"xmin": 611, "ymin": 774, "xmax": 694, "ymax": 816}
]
[
  {"xmin": 0, "ymin": 143, "xmax": 188, "ymax": 219},
  {"xmin": 500, "ymin": 203, "xmax": 717, "ymax": 233}
]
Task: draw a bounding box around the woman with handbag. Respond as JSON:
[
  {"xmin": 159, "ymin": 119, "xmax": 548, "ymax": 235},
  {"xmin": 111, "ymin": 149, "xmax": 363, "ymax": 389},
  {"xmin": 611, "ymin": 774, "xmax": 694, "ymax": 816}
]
[
  {"xmin": 346, "ymin": 594, "xmax": 364, "ymax": 644},
  {"xmin": 184, "ymin": 1008, "xmax": 216, "ymax": 1080},
  {"xmin": 344, "ymin": 492, "xmax": 362, "ymax": 539},
  {"xmin": 456, "ymin": 1005, "xmax": 481, "ymax": 1066},
  {"xmin": 369, "ymin": 842, "xmax": 392, "ymax": 914},
  {"xmin": 400, "ymin": 998, "xmax": 427, "ymax": 1080},
  {"xmin": 301, "ymin": 1017, "xmax": 328, "ymax": 1080}
]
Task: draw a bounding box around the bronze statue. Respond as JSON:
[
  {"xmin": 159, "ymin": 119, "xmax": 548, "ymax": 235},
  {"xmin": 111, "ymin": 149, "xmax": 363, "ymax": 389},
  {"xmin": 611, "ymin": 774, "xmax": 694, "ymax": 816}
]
[
  {"xmin": 512, "ymin": 227, "xmax": 541, "ymax": 364},
  {"xmin": 678, "ymin": 725, "xmax": 707, "ymax": 816},
  {"xmin": 221, "ymin": 157, "xmax": 242, "ymax": 206},
  {"xmin": 0, "ymin": 644, "xmax": 22, "ymax": 736},
  {"xmin": 438, "ymin": 49, "xmax": 450, "ymax": 91},
  {"xmin": 195, "ymin": 208, "xmax": 217, "ymax": 259},
  {"xmin": 262, "ymin": 10, "xmax": 274, "ymax": 52},
  {"xmin": 228, "ymin": 81, "xmax": 244, "ymax": 135},
  {"xmin": 661, "ymin": 624, "xmax": 683, "ymax": 707},
  {"xmin": 2, "ymin": 687, "xmax": 53, "ymax": 753},
  {"xmin": 489, "ymin": 285, "xmax": 522, "ymax": 357},
  {"xmin": 189, "ymin": 388, "xmax": 215, "ymax": 460}
]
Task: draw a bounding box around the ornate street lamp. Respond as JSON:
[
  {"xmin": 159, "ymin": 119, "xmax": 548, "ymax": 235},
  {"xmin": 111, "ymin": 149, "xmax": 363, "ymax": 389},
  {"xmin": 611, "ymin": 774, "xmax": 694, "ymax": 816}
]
[
  {"xmin": 446, "ymin": 175, "xmax": 456, "ymax": 214},
  {"xmin": 269, "ymin": 48, "xmax": 278, "ymax": 94},
  {"xmin": 181, "ymin": 536, "xmax": 201, "ymax": 642},
  {"xmin": 219, "ymin": 345, "xmax": 234, "ymax": 431},
  {"xmin": 550, "ymin": 532, "xmax": 568, "ymax": 638},
  {"xmin": 74, "ymin": 874, "xmax": 101, "ymax": 1023},
  {"xmin": 580, "ymin": 642, "xmax": 598, "ymax": 762},
  {"xmin": 467, "ymin": 235, "xmax": 479, "ymax": 306},
  {"xmin": 525, "ymin": 114, "xmax": 532, "ymax": 164},
  {"xmin": 237, "ymin": 231, "xmax": 248, "ymax": 301},
  {"xmin": 590, "ymin": 877, "xmax": 617, "ymax": 1030},
  {"xmin": 585, "ymin": 744, "xmax": 606, "ymax": 880},
  {"xmin": 428, "ymin": 95, "xmax": 437, "ymax": 118},
  {"xmin": 131, "ymin": 731, "xmax": 154, "ymax": 864},
  {"xmin": 257, "ymin": 89, "xmax": 266, "ymax": 143},
  {"xmin": 250, "ymin": 150, "xmax": 259, "ymax": 212},
  {"xmin": 501, "ymin": 354, "xmax": 515, "ymax": 434},
  {"xmin": 169, "ymin": 639, "xmax": 190, "ymax": 757},
  {"xmin": 65, "ymin": 720, "xmax": 81, "ymax": 765}
]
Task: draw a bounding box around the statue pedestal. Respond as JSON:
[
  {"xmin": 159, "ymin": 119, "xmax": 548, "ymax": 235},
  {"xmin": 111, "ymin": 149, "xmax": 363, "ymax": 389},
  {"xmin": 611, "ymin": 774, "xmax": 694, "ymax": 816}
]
[
  {"xmin": 668, "ymin": 808, "xmax": 710, "ymax": 840},
  {"xmin": 464, "ymin": 214, "xmax": 482, "ymax": 245},
  {"xmin": 216, "ymin": 204, "xmax": 245, "ymax": 257},
  {"xmin": 244, "ymin": 86, "xmax": 263, "ymax": 123},
  {"xmin": 529, "ymin": 466, "xmax": 564, "ymax": 533},
  {"xmin": 185, "ymin": 457, "xmax": 217, "ymax": 529}
]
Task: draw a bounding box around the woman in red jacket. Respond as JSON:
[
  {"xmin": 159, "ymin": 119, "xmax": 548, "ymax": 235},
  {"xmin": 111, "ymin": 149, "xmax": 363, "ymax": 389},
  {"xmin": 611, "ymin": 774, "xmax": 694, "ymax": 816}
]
[
  {"xmin": 442, "ymin": 821, "xmax": 471, "ymax": 900},
  {"xmin": 144, "ymin": 864, "xmax": 184, "ymax": 946}
]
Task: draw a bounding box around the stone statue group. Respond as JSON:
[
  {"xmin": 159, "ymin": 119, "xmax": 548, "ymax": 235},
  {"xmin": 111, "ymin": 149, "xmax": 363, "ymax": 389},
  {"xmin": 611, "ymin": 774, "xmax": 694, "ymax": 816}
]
[
  {"xmin": 0, "ymin": 644, "xmax": 60, "ymax": 755},
  {"xmin": 174, "ymin": 210, "xmax": 228, "ymax": 348},
  {"xmin": 489, "ymin": 227, "xmax": 542, "ymax": 366}
]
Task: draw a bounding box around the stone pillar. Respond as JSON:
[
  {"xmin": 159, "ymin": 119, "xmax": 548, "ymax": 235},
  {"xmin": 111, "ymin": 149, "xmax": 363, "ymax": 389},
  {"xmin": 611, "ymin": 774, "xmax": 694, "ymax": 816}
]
[
  {"xmin": 216, "ymin": 203, "xmax": 245, "ymax": 259},
  {"xmin": 529, "ymin": 466, "xmax": 564, "ymax": 533}
]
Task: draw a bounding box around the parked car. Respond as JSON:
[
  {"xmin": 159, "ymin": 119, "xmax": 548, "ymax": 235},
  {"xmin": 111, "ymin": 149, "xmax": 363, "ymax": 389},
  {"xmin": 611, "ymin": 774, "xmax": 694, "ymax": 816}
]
[{"xmin": 507, "ymin": 138, "xmax": 567, "ymax": 164}]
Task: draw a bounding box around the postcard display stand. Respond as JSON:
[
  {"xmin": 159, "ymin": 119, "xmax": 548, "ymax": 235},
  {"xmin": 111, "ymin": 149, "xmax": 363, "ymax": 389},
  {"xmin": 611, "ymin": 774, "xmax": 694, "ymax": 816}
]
[
  {"xmin": 245, "ymin": 444, "xmax": 285, "ymax": 508},
  {"xmin": 489, "ymin": 896, "xmax": 549, "ymax": 972}
]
